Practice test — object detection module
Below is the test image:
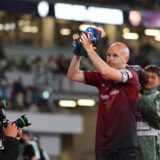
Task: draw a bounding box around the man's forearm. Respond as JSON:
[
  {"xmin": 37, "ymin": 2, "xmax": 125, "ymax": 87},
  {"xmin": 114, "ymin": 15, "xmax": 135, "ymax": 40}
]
[
  {"xmin": 67, "ymin": 55, "xmax": 82, "ymax": 78},
  {"xmin": 85, "ymin": 47, "xmax": 121, "ymax": 81},
  {"xmin": 86, "ymin": 47, "xmax": 108, "ymax": 74}
]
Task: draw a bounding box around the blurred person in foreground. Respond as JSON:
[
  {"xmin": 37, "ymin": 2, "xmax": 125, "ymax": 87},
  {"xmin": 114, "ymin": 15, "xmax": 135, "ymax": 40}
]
[
  {"xmin": 32, "ymin": 135, "xmax": 50, "ymax": 160},
  {"xmin": 138, "ymin": 64, "xmax": 160, "ymax": 160},
  {"xmin": 67, "ymin": 33, "xmax": 141, "ymax": 160},
  {"xmin": 19, "ymin": 130, "xmax": 39, "ymax": 160},
  {"xmin": 0, "ymin": 121, "xmax": 22, "ymax": 160}
]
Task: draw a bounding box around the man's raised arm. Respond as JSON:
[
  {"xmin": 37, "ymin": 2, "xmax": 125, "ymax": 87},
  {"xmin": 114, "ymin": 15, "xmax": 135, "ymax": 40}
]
[{"xmin": 67, "ymin": 55, "xmax": 85, "ymax": 83}]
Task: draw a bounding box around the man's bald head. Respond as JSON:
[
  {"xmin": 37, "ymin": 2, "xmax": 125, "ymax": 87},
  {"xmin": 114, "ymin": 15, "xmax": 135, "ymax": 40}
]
[
  {"xmin": 109, "ymin": 42, "xmax": 130, "ymax": 58},
  {"xmin": 107, "ymin": 42, "xmax": 130, "ymax": 69}
]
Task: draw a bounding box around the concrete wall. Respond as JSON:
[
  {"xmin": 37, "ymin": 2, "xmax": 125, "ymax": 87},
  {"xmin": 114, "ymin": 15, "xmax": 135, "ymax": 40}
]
[{"xmin": 73, "ymin": 107, "xmax": 97, "ymax": 160}]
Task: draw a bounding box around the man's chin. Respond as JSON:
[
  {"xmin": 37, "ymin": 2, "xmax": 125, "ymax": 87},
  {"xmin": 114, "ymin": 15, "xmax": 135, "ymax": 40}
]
[
  {"xmin": 145, "ymin": 85, "xmax": 153, "ymax": 90},
  {"xmin": 108, "ymin": 63, "xmax": 114, "ymax": 67},
  {"xmin": 108, "ymin": 63, "xmax": 120, "ymax": 69}
]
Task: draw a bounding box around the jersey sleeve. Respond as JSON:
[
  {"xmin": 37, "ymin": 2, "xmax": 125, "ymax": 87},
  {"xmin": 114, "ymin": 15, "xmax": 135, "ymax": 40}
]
[
  {"xmin": 120, "ymin": 68, "xmax": 140, "ymax": 101},
  {"xmin": 84, "ymin": 71, "xmax": 103, "ymax": 88},
  {"xmin": 119, "ymin": 68, "xmax": 133, "ymax": 83}
]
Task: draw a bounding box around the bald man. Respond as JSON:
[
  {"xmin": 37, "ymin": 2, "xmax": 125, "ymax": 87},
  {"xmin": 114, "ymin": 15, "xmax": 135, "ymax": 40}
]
[{"xmin": 67, "ymin": 34, "xmax": 140, "ymax": 160}]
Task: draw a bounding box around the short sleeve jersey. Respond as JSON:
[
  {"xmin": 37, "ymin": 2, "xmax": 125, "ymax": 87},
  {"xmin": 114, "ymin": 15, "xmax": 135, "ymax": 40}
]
[{"xmin": 84, "ymin": 68, "xmax": 140, "ymax": 151}]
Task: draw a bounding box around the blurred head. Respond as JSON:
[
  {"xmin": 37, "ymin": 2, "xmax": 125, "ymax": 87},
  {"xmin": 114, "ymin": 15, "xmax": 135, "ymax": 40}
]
[
  {"xmin": 144, "ymin": 64, "xmax": 160, "ymax": 91},
  {"xmin": 20, "ymin": 130, "xmax": 30, "ymax": 143},
  {"xmin": 106, "ymin": 42, "xmax": 130, "ymax": 69}
]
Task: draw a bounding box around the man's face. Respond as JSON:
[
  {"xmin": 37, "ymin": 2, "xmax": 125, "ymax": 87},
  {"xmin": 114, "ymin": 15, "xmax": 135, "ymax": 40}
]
[
  {"xmin": 145, "ymin": 72, "xmax": 160, "ymax": 90},
  {"xmin": 106, "ymin": 45, "xmax": 128, "ymax": 69}
]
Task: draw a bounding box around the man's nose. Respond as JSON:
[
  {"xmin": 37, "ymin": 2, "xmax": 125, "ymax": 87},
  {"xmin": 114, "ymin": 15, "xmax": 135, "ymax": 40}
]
[
  {"xmin": 147, "ymin": 77, "xmax": 152, "ymax": 82},
  {"xmin": 108, "ymin": 56, "xmax": 113, "ymax": 61}
]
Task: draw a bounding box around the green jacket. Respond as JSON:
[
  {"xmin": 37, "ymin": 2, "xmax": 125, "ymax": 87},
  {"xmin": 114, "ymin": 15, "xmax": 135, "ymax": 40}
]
[
  {"xmin": 138, "ymin": 88, "xmax": 160, "ymax": 160},
  {"xmin": 138, "ymin": 88, "xmax": 160, "ymax": 129}
]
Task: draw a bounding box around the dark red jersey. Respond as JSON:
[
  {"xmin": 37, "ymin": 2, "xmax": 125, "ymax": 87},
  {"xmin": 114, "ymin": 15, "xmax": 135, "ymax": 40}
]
[{"xmin": 84, "ymin": 68, "xmax": 140, "ymax": 151}]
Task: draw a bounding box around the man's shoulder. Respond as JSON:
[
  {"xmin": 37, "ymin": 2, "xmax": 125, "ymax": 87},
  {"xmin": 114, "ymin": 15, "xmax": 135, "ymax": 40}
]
[
  {"xmin": 127, "ymin": 67, "xmax": 138, "ymax": 76},
  {"xmin": 119, "ymin": 67, "xmax": 139, "ymax": 84},
  {"xmin": 120, "ymin": 68, "xmax": 134, "ymax": 77}
]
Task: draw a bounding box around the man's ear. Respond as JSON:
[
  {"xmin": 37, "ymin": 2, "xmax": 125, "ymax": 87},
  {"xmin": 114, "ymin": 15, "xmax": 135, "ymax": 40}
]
[{"xmin": 124, "ymin": 55, "xmax": 129, "ymax": 63}]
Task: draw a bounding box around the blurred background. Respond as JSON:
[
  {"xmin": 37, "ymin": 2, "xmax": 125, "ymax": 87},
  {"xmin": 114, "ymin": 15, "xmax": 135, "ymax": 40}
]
[{"xmin": 0, "ymin": 0, "xmax": 160, "ymax": 160}]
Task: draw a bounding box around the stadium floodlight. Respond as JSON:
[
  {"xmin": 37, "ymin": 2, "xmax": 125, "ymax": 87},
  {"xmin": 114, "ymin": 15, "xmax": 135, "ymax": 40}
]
[{"xmin": 37, "ymin": 1, "xmax": 49, "ymax": 17}]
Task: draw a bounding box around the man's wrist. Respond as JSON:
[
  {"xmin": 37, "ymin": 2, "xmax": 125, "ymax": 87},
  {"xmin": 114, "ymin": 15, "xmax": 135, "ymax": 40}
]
[{"xmin": 85, "ymin": 47, "xmax": 94, "ymax": 55}]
